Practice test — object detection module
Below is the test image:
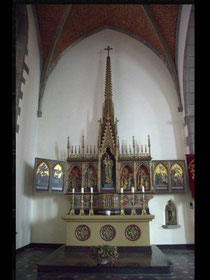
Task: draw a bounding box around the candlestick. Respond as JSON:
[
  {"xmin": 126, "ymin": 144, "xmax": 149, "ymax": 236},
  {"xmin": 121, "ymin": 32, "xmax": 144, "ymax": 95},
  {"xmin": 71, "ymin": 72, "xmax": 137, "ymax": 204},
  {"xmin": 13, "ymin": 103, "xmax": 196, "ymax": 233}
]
[
  {"xmin": 79, "ymin": 192, "xmax": 84, "ymax": 215},
  {"xmin": 142, "ymin": 185, "xmax": 145, "ymax": 193},
  {"xmin": 91, "ymin": 187, "xmax": 93, "ymax": 193},
  {"xmin": 89, "ymin": 192, "xmax": 94, "ymax": 216},
  {"xmin": 69, "ymin": 189, "xmax": 75, "ymax": 215},
  {"xmin": 141, "ymin": 193, "xmax": 147, "ymax": 215},
  {"xmin": 120, "ymin": 192, "xmax": 125, "ymax": 215},
  {"xmin": 81, "ymin": 187, "xmax": 84, "ymax": 193},
  {"xmin": 121, "ymin": 188, "xmax": 123, "ymax": 193},
  {"xmin": 131, "ymin": 192, "xmax": 136, "ymax": 215},
  {"xmin": 131, "ymin": 187, "xmax": 134, "ymax": 193}
]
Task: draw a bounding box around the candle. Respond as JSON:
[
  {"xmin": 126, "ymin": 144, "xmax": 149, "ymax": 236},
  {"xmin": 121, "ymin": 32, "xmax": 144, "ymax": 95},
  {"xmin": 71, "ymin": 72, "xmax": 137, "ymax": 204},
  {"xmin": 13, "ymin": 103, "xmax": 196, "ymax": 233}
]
[
  {"xmin": 121, "ymin": 188, "xmax": 123, "ymax": 193},
  {"xmin": 131, "ymin": 187, "xmax": 134, "ymax": 193},
  {"xmin": 81, "ymin": 187, "xmax": 84, "ymax": 193},
  {"xmin": 142, "ymin": 186, "xmax": 145, "ymax": 193},
  {"xmin": 91, "ymin": 187, "xmax": 93, "ymax": 193},
  {"xmin": 72, "ymin": 188, "xmax": 75, "ymax": 193}
]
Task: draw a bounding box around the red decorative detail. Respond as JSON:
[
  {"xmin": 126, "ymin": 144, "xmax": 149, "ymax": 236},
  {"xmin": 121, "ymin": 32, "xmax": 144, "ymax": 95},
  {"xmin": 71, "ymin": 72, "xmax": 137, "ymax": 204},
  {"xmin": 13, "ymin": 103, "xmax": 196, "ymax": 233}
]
[
  {"xmin": 68, "ymin": 166, "xmax": 82, "ymax": 192},
  {"xmin": 186, "ymin": 154, "xmax": 195, "ymax": 198}
]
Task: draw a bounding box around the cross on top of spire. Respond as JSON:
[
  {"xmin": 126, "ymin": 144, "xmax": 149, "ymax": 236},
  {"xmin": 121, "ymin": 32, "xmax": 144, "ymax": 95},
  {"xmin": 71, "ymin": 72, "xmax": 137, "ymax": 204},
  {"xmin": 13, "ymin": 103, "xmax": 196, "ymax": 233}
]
[{"xmin": 105, "ymin": 46, "xmax": 113, "ymax": 57}]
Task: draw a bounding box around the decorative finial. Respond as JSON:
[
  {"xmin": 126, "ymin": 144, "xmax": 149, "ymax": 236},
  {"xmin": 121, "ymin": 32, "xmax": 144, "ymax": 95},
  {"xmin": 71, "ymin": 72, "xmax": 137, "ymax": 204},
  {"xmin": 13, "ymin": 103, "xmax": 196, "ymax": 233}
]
[
  {"xmin": 67, "ymin": 136, "xmax": 70, "ymax": 158},
  {"xmin": 104, "ymin": 46, "xmax": 113, "ymax": 57},
  {"xmin": 148, "ymin": 135, "xmax": 151, "ymax": 155}
]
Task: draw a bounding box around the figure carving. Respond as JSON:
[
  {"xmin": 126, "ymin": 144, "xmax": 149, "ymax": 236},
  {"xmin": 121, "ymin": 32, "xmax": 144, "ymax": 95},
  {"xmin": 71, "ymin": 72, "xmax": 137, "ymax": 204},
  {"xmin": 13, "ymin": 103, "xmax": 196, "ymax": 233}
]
[
  {"xmin": 84, "ymin": 167, "xmax": 97, "ymax": 190},
  {"xmin": 137, "ymin": 167, "xmax": 150, "ymax": 191},
  {"xmin": 166, "ymin": 200, "xmax": 176, "ymax": 225},
  {"xmin": 103, "ymin": 154, "xmax": 113, "ymax": 184},
  {"xmin": 120, "ymin": 166, "xmax": 133, "ymax": 190}
]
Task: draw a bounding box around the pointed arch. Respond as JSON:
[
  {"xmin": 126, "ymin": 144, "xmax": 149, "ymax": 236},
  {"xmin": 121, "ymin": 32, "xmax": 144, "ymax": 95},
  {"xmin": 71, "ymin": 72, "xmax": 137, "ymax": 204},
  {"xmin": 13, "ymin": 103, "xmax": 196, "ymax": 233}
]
[
  {"xmin": 51, "ymin": 163, "xmax": 64, "ymax": 191},
  {"xmin": 67, "ymin": 165, "xmax": 82, "ymax": 193},
  {"xmin": 153, "ymin": 162, "xmax": 169, "ymax": 189},
  {"xmin": 35, "ymin": 161, "xmax": 50, "ymax": 191},
  {"xmin": 120, "ymin": 164, "xmax": 134, "ymax": 191},
  {"xmin": 136, "ymin": 164, "xmax": 150, "ymax": 191},
  {"xmin": 38, "ymin": 25, "xmax": 182, "ymax": 117},
  {"xmin": 170, "ymin": 162, "xmax": 184, "ymax": 189},
  {"xmin": 165, "ymin": 200, "xmax": 177, "ymax": 225}
]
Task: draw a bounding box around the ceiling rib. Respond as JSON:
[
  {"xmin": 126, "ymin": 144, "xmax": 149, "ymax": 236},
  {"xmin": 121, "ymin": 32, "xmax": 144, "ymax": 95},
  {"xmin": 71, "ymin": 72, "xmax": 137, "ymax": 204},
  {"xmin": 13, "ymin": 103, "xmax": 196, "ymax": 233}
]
[
  {"xmin": 142, "ymin": 5, "xmax": 183, "ymax": 112},
  {"xmin": 37, "ymin": 5, "xmax": 72, "ymax": 117}
]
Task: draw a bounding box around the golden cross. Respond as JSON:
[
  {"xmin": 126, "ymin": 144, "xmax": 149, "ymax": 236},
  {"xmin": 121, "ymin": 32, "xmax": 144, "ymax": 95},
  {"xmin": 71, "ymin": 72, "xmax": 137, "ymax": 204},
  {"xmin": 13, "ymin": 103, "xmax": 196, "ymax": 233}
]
[{"xmin": 105, "ymin": 46, "xmax": 113, "ymax": 56}]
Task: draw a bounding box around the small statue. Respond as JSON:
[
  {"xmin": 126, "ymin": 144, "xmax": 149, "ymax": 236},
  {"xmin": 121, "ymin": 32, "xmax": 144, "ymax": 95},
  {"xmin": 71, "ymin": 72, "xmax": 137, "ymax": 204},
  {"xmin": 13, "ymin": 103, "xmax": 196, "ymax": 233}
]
[
  {"xmin": 128, "ymin": 174, "xmax": 134, "ymax": 189},
  {"xmin": 103, "ymin": 154, "xmax": 113, "ymax": 184},
  {"xmin": 166, "ymin": 200, "xmax": 176, "ymax": 225}
]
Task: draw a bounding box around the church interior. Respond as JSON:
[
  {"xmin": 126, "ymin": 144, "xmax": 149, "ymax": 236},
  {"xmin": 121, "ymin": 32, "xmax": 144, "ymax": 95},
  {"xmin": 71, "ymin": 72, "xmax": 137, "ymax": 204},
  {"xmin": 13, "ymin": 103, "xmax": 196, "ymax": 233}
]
[{"xmin": 15, "ymin": 4, "xmax": 194, "ymax": 279}]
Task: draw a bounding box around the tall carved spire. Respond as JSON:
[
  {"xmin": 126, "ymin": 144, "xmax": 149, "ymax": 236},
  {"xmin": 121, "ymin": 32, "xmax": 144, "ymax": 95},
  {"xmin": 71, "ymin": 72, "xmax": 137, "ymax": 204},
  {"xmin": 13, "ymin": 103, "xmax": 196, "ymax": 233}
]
[{"xmin": 103, "ymin": 46, "xmax": 114, "ymax": 124}]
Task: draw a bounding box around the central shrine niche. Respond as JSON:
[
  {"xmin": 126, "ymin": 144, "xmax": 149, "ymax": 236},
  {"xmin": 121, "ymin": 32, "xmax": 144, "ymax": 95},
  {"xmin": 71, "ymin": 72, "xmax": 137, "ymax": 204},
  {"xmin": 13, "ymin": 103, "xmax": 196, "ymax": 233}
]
[{"xmin": 101, "ymin": 147, "xmax": 116, "ymax": 190}]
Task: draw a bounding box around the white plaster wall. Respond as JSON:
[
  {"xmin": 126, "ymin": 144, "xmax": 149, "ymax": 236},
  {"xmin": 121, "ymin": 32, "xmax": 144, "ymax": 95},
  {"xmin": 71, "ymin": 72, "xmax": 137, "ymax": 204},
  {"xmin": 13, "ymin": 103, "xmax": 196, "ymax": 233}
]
[
  {"xmin": 32, "ymin": 29, "xmax": 194, "ymax": 245},
  {"xmin": 16, "ymin": 5, "xmax": 40, "ymax": 249},
  {"xmin": 149, "ymin": 192, "xmax": 194, "ymax": 245}
]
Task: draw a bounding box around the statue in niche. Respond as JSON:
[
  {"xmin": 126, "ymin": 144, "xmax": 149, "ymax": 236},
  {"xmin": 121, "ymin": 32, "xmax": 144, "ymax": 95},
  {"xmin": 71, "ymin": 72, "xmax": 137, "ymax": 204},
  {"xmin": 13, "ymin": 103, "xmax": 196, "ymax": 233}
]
[
  {"xmin": 128, "ymin": 174, "xmax": 134, "ymax": 189},
  {"xmin": 69, "ymin": 166, "xmax": 81, "ymax": 192},
  {"xmin": 137, "ymin": 167, "xmax": 150, "ymax": 191},
  {"xmin": 103, "ymin": 154, "xmax": 113, "ymax": 184},
  {"xmin": 84, "ymin": 166, "xmax": 97, "ymax": 192},
  {"xmin": 166, "ymin": 200, "xmax": 177, "ymax": 225},
  {"xmin": 120, "ymin": 166, "xmax": 133, "ymax": 191}
]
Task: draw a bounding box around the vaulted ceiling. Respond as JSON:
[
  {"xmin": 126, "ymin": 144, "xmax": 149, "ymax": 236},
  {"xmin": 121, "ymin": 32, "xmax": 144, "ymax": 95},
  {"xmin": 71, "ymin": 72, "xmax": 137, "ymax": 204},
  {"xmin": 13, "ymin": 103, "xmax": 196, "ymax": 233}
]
[{"xmin": 33, "ymin": 4, "xmax": 182, "ymax": 116}]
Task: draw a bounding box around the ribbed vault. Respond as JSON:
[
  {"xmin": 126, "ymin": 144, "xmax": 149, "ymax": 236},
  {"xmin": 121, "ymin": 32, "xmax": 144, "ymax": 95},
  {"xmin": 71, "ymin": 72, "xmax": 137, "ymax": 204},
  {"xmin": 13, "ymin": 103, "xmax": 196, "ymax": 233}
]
[{"xmin": 33, "ymin": 4, "xmax": 182, "ymax": 116}]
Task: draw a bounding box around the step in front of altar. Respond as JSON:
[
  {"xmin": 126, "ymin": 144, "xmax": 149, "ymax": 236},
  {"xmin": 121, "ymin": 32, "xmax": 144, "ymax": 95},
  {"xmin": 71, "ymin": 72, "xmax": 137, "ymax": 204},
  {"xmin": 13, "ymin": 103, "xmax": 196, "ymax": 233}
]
[{"xmin": 37, "ymin": 245, "xmax": 173, "ymax": 274}]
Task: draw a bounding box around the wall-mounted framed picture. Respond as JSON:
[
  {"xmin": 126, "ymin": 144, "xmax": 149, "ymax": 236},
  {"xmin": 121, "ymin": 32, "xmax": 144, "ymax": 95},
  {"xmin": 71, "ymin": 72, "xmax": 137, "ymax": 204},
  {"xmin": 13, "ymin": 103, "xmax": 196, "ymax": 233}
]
[
  {"xmin": 152, "ymin": 161, "xmax": 169, "ymax": 192},
  {"xmin": 33, "ymin": 158, "xmax": 66, "ymax": 193},
  {"xmin": 169, "ymin": 160, "xmax": 186, "ymax": 192},
  {"xmin": 50, "ymin": 160, "xmax": 65, "ymax": 192},
  {"xmin": 34, "ymin": 158, "xmax": 51, "ymax": 191},
  {"xmin": 152, "ymin": 160, "xmax": 186, "ymax": 193}
]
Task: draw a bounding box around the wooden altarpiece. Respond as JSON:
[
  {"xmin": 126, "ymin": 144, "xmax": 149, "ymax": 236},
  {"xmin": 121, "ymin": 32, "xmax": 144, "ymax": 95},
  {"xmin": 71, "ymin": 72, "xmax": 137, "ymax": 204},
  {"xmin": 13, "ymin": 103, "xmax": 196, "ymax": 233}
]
[{"xmin": 33, "ymin": 47, "xmax": 187, "ymax": 249}]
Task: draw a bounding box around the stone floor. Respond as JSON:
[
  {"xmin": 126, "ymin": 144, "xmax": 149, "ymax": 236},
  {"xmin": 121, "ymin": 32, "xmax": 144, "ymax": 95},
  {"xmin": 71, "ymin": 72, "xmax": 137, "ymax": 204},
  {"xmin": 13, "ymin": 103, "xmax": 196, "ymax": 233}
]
[{"xmin": 16, "ymin": 246, "xmax": 194, "ymax": 280}]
